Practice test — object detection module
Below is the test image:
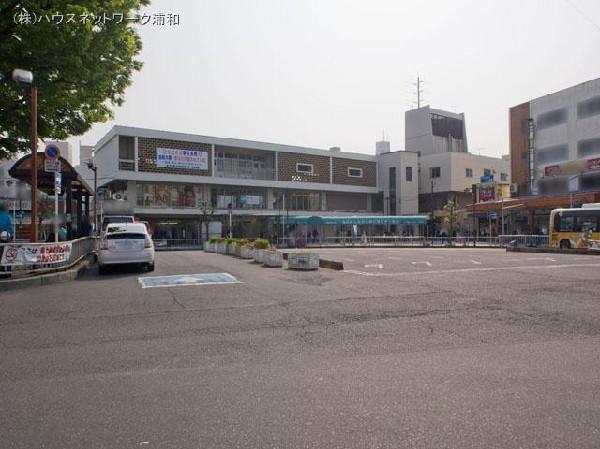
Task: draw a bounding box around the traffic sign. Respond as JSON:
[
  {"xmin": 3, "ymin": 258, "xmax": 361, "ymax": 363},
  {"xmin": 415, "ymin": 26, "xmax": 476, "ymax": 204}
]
[
  {"xmin": 44, "ymin": 159, "xmax": 60, "ymax": 172},
  {"xmin": 44, "ymin": 144, "xmax": 61, "ymax": 160},
  {"xmin": 54, "ymin": 172, "xmax": 62, "ymax": 194}
]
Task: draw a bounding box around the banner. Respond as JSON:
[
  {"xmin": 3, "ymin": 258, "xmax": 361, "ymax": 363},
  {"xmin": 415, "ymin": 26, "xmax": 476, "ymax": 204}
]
[
  {"xmin": 156, "ymin": 148, "xmax": 208, "ymax": 170},
  {"xmin": 0, "ymin": 242, "xmax": 72, "ymax": 266}
]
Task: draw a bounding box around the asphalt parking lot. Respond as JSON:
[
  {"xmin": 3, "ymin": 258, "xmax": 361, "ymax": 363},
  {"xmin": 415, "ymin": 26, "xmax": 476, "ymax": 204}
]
[{"xmin": 2, "ymin": 248, "xmax": 600, "ymax": 449}]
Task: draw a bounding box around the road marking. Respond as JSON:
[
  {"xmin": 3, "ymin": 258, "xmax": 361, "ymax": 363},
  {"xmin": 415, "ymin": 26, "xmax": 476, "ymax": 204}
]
[
  {"xmin": 470, "ymin": 260, "xmax": 482, "ymax": 265},
  {"xmin": 138, "ymin": 273, "xmax": 240, "ymax": 288},
  {"xmin": 364, "ymin": 263, "xmax": 383, "ymax": 268},
  {"xmin": 526, "ymin": 257, "xmax": 556, "ymax": 262},
  {"xmin": 411, "ymin": 261, "xmax": 432, "ymax": 267},
  {"xmin": 343, "ymin": 263, "xmax": 600, "ymax": 277}
]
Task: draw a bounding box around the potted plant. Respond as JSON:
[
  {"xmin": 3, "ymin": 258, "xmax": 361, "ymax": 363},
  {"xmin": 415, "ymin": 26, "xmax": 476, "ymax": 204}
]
[
  {"xmin": 240, "ymin": 240, "xmax": 254, "ymax": 259},
  {"xmin": 204, "ymin": 237, "xmax": 219, "ymax": 253},
  {"xmin": 252, "ymin": 238, "xmax": 270, "ymax": 264},
  {"xmin": 234, "ymin": 239, "xmax": 248, "ymax": 257},
  {"xmin": 216, "ymin": 238, "xmax": 228, "ymax": 254},
  {"xmin": 226, "ymin": 237, "xmax": 237, "ymax": 255}
]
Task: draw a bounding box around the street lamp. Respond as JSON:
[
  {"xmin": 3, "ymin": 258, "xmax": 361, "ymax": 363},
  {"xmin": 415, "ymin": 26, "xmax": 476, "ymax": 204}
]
[
  {"xmin": 86, "ymin": 158, "xmax": 98, "ymax": 234},
  {"xmin": 11, "ymin": 68, "xmax": 38, "ymax": 242}
]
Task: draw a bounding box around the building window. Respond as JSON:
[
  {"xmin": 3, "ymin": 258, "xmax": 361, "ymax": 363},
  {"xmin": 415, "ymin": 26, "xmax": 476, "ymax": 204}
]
[
  {"xmin": 578, "ymin": 138, "xmax": 600, "ymax": 158},
  {"xmin": 275, "ymin": 191, "xmax": 321, "ymax": 211},
  {"xmin": 295, "ymin": 163, "xmax": 314, "ymax": 174},
  {"xmin": 501, "ymin": 172, "xmax": 508, "ymax": 182},
  {"xmin": 388, "ymin": 167, "xmax": 396, "ymax": 215},
  {"xmin": 537, "ymin": 108, "xmax": 568, "ymax": 130},
  {"xmin": 430, "ymin": 167, "xmax": 441, "ymax": 178},
  {"xmin": 405, "ymin": 166, "xmax": 413, "ymax": 182},
  {"xmin": 347, "ymin": 167, "xmax": 363, "ymax": 178},
  {"xmin": 578, "ymin": 96, "xmax": 600, "ymax": 120},
  {"xmin": 118, "ymin": 136, "xmax": 135, "ymax": 171},
  {"xmin": 466, "ymin": 168, "xmax": 473, "ymax": 178},
  {"xmin": 538, "ymin": 144, "xmax": 569, "ymax": 163}
]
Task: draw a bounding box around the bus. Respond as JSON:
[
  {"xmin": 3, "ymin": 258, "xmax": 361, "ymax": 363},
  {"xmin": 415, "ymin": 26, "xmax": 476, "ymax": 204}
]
[{"xmin": 549, "ymin": 205, "xmax": 600, "ymax": 249}]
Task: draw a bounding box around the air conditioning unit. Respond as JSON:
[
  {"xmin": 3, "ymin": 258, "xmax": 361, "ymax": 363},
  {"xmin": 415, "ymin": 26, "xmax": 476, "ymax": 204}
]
[{"xmin": 509, "ymin": 183, "xmax": 518, "ymax": 194}]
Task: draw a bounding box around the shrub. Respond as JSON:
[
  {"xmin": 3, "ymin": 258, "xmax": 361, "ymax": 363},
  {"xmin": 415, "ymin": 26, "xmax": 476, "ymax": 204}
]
[
  {"xmin": 208, "ymin": 237, "xmax": 224, "ymax": 244},
  {"xmin": 252, "ymin": 238, "xmax": 270, "ymax": 250}
]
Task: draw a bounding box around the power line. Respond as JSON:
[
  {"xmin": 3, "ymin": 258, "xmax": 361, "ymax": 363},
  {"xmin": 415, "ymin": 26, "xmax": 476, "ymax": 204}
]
[{"xmin": 563, "ymin": 0, "xmax": 600, "ymax": 34}]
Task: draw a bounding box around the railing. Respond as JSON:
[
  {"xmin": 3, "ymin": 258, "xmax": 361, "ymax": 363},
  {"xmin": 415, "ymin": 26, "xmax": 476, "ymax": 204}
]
[
  {"xmin": 0, "ymin": 237, "xmax": 98, "ymax": 277},
  {"xmin": 272, "ymin": 235, "xmax": 550, "ymax": 249},
  {"xmin": 119, "ymin": 159, "xmax": 135, "ymax": 171},
  {"xmin": 152, "ymin": 238, "xmax": 203, "ymax": 250}
]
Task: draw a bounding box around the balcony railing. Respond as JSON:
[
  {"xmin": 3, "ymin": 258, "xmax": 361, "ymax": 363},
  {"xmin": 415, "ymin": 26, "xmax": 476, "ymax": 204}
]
[
  {"xmin": 119, "ymin": 159, "xmax": 135, "ymax": 171},
  {"xmin": 214, "ymin": 160, "xmax": 275, "ymax": 181}
]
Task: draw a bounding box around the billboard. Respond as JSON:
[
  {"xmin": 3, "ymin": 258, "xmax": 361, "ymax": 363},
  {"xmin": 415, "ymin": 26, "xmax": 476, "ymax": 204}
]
[
  {"xmin": 544, "ymin": 156, "xmax": 600, "ymax": 177},
  {"xmin": 156, "ymin": 148, "xmax": 208, "ymax": 170},
  {"xmin": 478, "ymin": 183, "xmax": 496, "ymax": 202}
]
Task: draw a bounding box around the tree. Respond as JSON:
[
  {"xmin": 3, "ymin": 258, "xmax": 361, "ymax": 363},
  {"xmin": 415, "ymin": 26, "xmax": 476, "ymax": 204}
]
[
  {"xmin": 0, "ymin": 0, "xmax": 149, "ymax": 158},
  {"xmin": 198, "ymin": 200, "xmax": 216, "ymax": 242},
  {"xmin": 442, "ymin": 196, "xmax": 459, "ymax": 237}
]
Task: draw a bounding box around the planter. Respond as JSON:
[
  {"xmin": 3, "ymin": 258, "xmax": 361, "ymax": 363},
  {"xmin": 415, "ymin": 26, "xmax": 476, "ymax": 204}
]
[
  {"xmin": 204, "ymin": 242, "xmax": 215, "ymax": 253},
  {"xmin": 263, "ymin": 250, "xmax": 283, "ymax": 268},
  {"xmin": 287, "ymin": 252, "xmax": 319, "ymax": 270},
  {"xmin": 226, "ymin": 243, "xmax": 236, "ymax": 255},
  {"xmin": 240, "ymin": 245, "xmax": 254, "ymax": 259},
  {"xmin": 217, "ymin": 242, "xmax": 228, "ymax": 254},
  {"xmin": 232, "ymin": 244, "xmax": 242, "ymax": 257},
  {"xmin": 253, "ymin": 249, "xmax": 265, "ymax": 264}
]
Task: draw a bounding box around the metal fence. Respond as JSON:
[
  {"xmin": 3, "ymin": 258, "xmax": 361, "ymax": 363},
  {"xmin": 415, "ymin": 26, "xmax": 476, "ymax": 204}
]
[
  {"xmin": 273, "ymin": 235, "xmax": 550, "ymax": 249},
  {"xmin": 152, "ymin": 239, "xmax": 203, "ymax": 250},
  {"xmin": 0, "ymin": 237, "xmax": 98, "ymax": 276}
]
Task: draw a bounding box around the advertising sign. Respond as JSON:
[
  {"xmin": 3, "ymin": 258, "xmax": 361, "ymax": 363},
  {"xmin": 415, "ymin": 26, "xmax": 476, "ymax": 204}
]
[
  {"xmin": 240, "ymin": 195, "xmax": 262, "ymax": 206},
  {"xmin": 587, "ymin": 157, "xmax": 600, "ymax": 171},
  {"xmin": 156, "ymin": 148, "xmax": 208, "ymax": 170},
  {"xmin": 0, "ymin": 242, "xmax": 72, "ymax": 266},
  {"xmin": 478, "ymin": 183, "xmax": 496, "ymax": 202},
  {"xmin": 54, "ymin": 172, "xmax": 62, "ymax": 194}
]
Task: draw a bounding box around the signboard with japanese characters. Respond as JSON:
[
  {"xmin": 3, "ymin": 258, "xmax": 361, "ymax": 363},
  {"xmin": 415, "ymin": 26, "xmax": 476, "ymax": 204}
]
[
  {"xmin": 478, "ymin": 183, "xmax": 497, "ymax": 202},
  {"xmin": 0, "ymin": 242, "xmax": 72, "ymax": 266},
  {"xmin": 44, "ymin": 159, "xmax": 60, "ymax": 172},
  {"xmin": 156, "ymin": 148, "xmax": 208, "ymax": 170}
]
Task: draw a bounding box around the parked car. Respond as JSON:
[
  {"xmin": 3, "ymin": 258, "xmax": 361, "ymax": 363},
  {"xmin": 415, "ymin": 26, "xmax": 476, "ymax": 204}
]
[
  {"xmin": 98, "ymin": 223, "xmax": 155, "ymax": 274},
  {"xmin": 101, "ymin": 215, "xmax": 135, "ymax": 231}
]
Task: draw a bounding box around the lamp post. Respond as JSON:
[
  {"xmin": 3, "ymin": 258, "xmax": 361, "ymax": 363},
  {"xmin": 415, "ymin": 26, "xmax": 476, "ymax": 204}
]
[
  {"xmin": 11, "ymin": 69, "xmax": 38, "ymax": 242},
  {"xmin": 86, "ymin": 159, "xmax": 98, "ymax": 234}
]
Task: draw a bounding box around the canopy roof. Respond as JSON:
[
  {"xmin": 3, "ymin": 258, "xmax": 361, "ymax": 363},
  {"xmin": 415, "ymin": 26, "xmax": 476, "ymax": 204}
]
[
  {"xmin": 265, "ymin": 215, "xmax": 430, "ymax": 225},
  {"xmin": 8, "ymin": 151, "xmax": 93, "ymax": 196}
]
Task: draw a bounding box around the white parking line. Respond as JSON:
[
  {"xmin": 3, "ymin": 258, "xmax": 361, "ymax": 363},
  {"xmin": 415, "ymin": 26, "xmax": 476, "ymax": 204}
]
[
  {"xmin": 364, "ymin": 264, "xmax": 384, "ymax": 269},
  {"xmin": 343, "ymin": 263, "xmax": 600, "ymax": 277},
  {"xmin": 411, "ymin": 261, "xmax": 432, "ymax": 267},
  {"xmin": 526, "ymin": 257, "xmax": 556, "ymax": 262},
  {"xmin": 470, "ymin": 260, "xmax": 482, "ymax": 265}
]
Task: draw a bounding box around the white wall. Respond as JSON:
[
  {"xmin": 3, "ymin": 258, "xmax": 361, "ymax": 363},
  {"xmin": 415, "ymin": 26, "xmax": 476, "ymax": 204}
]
[
  {"xmin": 418, "ymin": 152, "xmax": 510, "ymax": 195},
  {"xmin": 377, "ymin": 151, "xmax": 419, "ymax": 214},
  {"xmin": 531, "ymin": 78, "xmax": 600, "ymax": 191}
]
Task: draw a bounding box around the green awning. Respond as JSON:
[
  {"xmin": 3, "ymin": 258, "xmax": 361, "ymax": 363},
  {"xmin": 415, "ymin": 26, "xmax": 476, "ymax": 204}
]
[{"xmin": 265, "ymin": 215, "xmax": 429, "ymax": 225}]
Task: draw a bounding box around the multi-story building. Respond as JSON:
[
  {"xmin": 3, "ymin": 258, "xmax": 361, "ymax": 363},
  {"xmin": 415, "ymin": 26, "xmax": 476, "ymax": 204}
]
[
  {"xmin": 405, "ymin": 106, "xmax": 468, "ymax": 156},
  {"xmin": 404, "ymin": 106, "xmax": 510, "ymax": 215},
  {"xmin": 91, "ymin": 126, "xmax": 420, "ymax": 240},
  {"xmin": 510, "ymin": 77, "xmax": 600, "ymax": 196}
]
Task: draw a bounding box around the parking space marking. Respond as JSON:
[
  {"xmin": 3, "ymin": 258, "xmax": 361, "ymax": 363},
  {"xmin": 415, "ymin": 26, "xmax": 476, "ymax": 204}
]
[
  {"xmin": 411, "ymin": 261, "xmax": 432, "ymax": 267},
  {"xmin": 138, "ymin": 273, "xmax": 241, "ymax": 288},
  {"xmin": 470, "ymin": 260, "xmax": 482, "ymax": 265},
  {"xmin": 364, "ymin": 264, "xmax": 384, "ymax": 269},
  {"xmin": 343, "ymin": 262, "xmax": 600, "ymax": 277},
  {"xmin": 526, "ymin": 257, "xmax": 556, "ymax": 262}
]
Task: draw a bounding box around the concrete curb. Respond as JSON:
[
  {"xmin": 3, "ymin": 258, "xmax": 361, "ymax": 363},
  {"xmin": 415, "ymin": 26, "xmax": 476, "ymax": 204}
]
[
  {"xmin": 0, "ymin": 254, "xmax": 96, "ymax": 292},
  {"xmin": 506, "ymin": 247, "xmax": 600, "ymax": 255}
]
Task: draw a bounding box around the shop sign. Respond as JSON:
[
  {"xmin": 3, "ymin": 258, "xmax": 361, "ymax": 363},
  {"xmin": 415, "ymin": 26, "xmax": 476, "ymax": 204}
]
[
  {"xmin": 240, "ymin": 195, "xmax": 261, "ymax": 206},
  {"xmin": 0, "ymin": 242, "xmax": 72, "ymax": 266},
  {"xmin": 156, "ymin": 148, "xmax": 208, "ymax": 170},
  {"xmin": 586, "ymin": 157, "xmax": 600, "ymax": 171},
  {"xmin": 544, "ymin": 165, "xmax": 561, "ymax": 177},
  {"xmin": 478, "ymin": 183, "xmax": 496, "ymax": 202}
]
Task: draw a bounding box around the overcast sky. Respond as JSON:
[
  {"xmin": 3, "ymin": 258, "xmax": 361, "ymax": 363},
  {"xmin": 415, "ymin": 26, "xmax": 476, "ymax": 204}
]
[{"xmin": 72, "ymin": 0, "xmax": 600, "ymax": 160}]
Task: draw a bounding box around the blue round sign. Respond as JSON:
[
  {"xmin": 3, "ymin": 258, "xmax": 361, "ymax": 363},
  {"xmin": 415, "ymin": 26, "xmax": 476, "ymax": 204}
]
[{"xmin": 44, "ymin": 144, "xmax": 60, "ymax": 160}]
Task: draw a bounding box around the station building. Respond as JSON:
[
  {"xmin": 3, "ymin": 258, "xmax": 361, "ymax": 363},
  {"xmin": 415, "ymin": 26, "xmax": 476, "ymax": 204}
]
[{"xmin": 89, "ymin": 126, "xmax": 421, "ymax": 240}]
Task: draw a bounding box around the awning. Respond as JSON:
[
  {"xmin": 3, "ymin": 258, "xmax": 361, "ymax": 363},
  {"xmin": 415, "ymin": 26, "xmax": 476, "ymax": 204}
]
[{"xmin": 265, "ymin": 215, "xmax": 430, "ymax": 225}]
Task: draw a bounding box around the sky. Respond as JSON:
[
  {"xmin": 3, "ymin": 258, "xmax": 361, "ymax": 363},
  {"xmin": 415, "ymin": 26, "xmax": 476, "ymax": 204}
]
[{"xmin": 71, "ymin": 0, "xmax": 600, "ymax": 161}]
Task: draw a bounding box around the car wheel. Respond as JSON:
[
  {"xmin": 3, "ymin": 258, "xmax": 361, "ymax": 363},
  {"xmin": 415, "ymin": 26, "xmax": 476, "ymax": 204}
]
[
  {"xmin": 98, "ymin": 264, "xmax": 108, "ymax": 275},
  {"xmin": 147, "ymin": 263, "xmax": 155, "ymax": 272},
  {"xmin": 560, "ymin": 240, "xmax": 571, "ymax": 250}
]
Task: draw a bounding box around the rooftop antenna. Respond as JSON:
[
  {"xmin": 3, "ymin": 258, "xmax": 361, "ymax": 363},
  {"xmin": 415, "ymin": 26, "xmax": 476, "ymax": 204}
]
[{"xmin": 412, "ymin": 76, "xmax": 425, "ymax": 109}]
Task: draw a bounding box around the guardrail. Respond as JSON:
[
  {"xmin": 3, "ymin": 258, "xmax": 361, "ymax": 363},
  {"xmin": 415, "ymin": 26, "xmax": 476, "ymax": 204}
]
[
  {"xmin": 0, "ymin": 237, "xmax": 98, "ymax": 276},
  {"xmin": 272, "ymin": 235, "xmax": 550, "ymax": 249}
]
